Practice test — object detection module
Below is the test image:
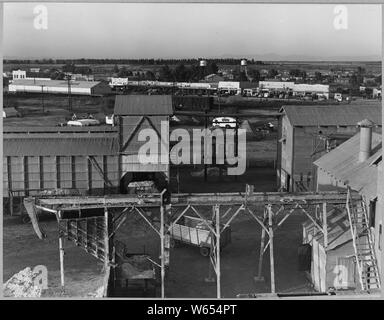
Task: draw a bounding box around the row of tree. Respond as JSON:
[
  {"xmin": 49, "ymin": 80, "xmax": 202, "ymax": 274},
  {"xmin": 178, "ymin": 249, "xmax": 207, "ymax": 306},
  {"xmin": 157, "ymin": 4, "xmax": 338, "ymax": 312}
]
[
  {"xmin": 114, "ymin": 62, "xmax": 219, "ymax": 82},
  {"xmin": 5, "ymin": 58, "xmax": 265, "ymax": 66}
]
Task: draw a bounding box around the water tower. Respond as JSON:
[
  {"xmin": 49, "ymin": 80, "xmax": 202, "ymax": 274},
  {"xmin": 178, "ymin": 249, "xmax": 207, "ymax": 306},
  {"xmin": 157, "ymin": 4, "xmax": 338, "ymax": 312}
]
[
  {"xmin": 240, "ymin": 59, "xmax": 248, "ymax": 79},
  {"xmin": 199, "ymin": 59, "xmax": 207, "ymax": 81}
]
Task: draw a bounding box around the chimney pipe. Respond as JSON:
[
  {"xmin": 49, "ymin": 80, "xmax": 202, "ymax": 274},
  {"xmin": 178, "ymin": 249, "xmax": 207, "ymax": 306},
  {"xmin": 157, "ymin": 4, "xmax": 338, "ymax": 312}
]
[{"xmin": 357, "ymin": 119, "xmax": 374, "ymax": 162}]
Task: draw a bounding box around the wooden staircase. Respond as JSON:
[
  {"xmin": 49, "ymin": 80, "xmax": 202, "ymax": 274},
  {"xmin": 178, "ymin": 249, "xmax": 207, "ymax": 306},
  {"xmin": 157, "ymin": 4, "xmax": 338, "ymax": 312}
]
[{"xmin": 346, "ymin": 188, "xmax": 380, "ymax": 291}]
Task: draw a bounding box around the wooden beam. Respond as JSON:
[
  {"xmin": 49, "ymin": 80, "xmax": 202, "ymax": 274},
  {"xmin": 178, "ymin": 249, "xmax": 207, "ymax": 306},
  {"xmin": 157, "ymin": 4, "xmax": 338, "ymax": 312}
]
[
  {"xmin": 71, "ymin": 156, "xmax": 76, "ymax": 190},
  {"xmin": 322, "ymin": 202, "xmax": 328, "ymax": 248},
  {"xmin": 256, "ymin": 207, "xmax": 267, "ymax": 281},
  {"xmin": 104, "ymin": 207, "xmax": 109, "ymax": 268},
  {"xmin": 160, "ymin": 200, "xmax": 165, "ymax": 298},
  {"xmin": 23, "ymin": 156, "xmax": 29, "ymax": 196},
  {"xmin": 36, "ymin": 191, "xmax": 360, "ymax": 209},
  {"xmin": 7, "ymin": 157, "xmax": 13, "ymax": 216},
  {"xmin": 87, "ymin": 157, "xmax": 92, "ymax": 193},
  {"xmin": 39, "ymin": 156, "xmax": 44, "ymax": 190},
  {"xmin": 215, "ymin": 204, "xmax": 221, "ymax": 299},
  {"xmin": 134, "ymin": 207, "xmax": 160, "ymax": 236},
  {"xmin": 56, "ymin": 156, "xmax": 60, "ymax": 189},
  {"xmin": 268, "ymin": 205, "xmax": 276, "ymax": 294},
  {"xmin": 58, "ymin": 211, "xmax": 65, "ymax": 288}
]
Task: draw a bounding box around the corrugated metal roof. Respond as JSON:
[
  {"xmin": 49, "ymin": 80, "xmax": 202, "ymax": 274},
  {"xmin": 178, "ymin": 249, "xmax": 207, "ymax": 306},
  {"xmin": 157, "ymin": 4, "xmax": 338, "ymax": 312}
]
[
  {"xmin": 4, "ymin": 136, "xmax": 119, "ymax": 156},
  {"xmin": 114, "ymin": 95, "xmax": 173, "ymax": 115},
  {"xmin": 314, "ymin": 132, "xmax": 382, "ymax": 200},
  {"xmin": 280, "ymin": 104, "xmax": 381, "ymax": 126},
  {"xmin": 10, "ymin": 79, "xmax": 102, "ymax": 89},
  {"xmin": 3, "ymin": 125, "xmax": 118, "ymax": 133}
]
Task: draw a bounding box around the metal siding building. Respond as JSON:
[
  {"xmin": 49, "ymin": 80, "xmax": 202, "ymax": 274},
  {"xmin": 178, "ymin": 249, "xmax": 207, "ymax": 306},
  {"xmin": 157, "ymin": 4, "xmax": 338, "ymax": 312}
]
[
  {"xmin": 3, "ymin": 127, "xmax": 121, "ymax": 215},
  {"xmin": 278, "ymin": 104, "xmax": 382, "ymax": 192},
  {"xmin": 3, "ymin": 95, "xmax": 174, "ymax": 215},
  {"xmin": 115, "ymin": 95, "xmax": 173, "ymax": 183},
  {"xmin": 8, "ymin": 79, "xmax": 111, "ymax": 95},
  {"xmin": 314, "ymin": 132, "xmax": 382, "ymax": 274}
]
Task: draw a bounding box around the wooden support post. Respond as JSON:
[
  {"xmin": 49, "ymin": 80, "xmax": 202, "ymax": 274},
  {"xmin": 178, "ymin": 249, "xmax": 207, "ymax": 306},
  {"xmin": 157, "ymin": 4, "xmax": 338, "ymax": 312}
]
[
  {"xmin": 215, "ymin": 204, "xmax": 221, "ymax": 298},
  {"xmin": 255, "ymin": 207, "xmax": 267, "ymax": 282},
  {"xmin": 39, "ymin": 156, "xmax": 44, "ymax": 190},
  {"xmin": 71, "ymin": 156, "xmax": 76, "ymax": 190},
  {"xmin": 322, "ymin": 202, "xmax": 328, "ymax": 248},
  {"xmin": 104, "ymin": 206, "xmax": 109, "ymax": 268},
  {"xmin": 58, "ymin": 211, "xmax": 65, "ymax": 288},
  {"xmin": 56, "ymin": 156, "xmax": 61, "ymax": 189},
  {"xmin": 160, "ymin": 199, "xmax": 166, "ymax": 298},
  {"xmin": 23, "ymin": 156, "xmax": 29, "ymax": 197},
  {"xmin": 204, "ymin": 110, "xmax": 208, "ymax": 182},
  {"xmin": 7, "ymin": 156, "xmax": 13, "ymax": 216},
  {"xmin": 268, "ymin": 205, "xmax": 276, "ymax": 293}
]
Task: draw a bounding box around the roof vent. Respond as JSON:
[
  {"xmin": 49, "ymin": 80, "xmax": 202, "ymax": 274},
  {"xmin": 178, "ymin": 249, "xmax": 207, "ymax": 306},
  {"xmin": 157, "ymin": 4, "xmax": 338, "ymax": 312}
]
[{"xmin": 357, "ymin": 119, "xmax": 374, "ymax": 163}]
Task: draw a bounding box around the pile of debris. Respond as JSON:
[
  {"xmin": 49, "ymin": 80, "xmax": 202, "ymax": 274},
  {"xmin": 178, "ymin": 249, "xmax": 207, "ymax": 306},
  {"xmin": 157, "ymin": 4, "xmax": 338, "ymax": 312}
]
[{"xmin": 3, "ymin": 267, "xmax": 44, "ymax": 298}]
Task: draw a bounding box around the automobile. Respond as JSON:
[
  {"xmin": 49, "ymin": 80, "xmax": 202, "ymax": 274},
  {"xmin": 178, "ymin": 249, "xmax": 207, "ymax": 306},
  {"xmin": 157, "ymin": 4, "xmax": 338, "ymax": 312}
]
[
  {"xmin": 105, "ymin": 114, "xmax": 115, "ymax": 125},
  {"xmin": 67, "ymin": 118, "xmax": 100, "ymax": 127},
  {"xmin": 212, "ymin": 117, "xmax": 237, "ymax": 129},
  {"xmin": 334, "ymin": 93, "xmax": 343, "ymax": 102}
]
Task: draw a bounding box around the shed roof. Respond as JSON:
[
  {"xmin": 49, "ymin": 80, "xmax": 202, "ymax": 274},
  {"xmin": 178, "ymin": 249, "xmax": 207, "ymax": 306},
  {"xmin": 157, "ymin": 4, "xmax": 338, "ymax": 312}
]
[
  {"xmin": 280, "ymin": 104, "xmax": 381, "ymax": 126},
  {"xmin": 10, "ymin": 79, "xmax": 102, "ymax": 89},
  {"xmin": 114, "ymin": 95, "xmax": 173, "ymax": 115},
  {"xmin": 314, "ymin": 132, "xmax": 382, "ymax": 200},
  {"xmin": 303, "ymin": 207, "xmax": 351, "ymax": 251},
  {"xmin": 4, "ymin": 135, "xmax": 119, "ymax": 156}
]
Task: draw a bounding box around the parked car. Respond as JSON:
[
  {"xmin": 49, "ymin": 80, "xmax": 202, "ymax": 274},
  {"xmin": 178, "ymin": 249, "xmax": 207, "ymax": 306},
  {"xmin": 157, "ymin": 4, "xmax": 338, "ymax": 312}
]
[
  {"xmin": 67, "ymin": 118, "xmax": 100, "ymax": 127},
  {"xmin": 334, "ymin": 93, "xmax": 343, "ymax": 102},
  {"xmin": 212, "ymin": 117, "xmax": 237, "ymax": 129}
]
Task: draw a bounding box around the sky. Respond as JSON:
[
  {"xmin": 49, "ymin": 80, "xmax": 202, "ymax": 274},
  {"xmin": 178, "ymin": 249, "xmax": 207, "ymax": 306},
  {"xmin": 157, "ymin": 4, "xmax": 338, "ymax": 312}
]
[{"xmin": 2, "ymin": 3, "xmax": 382, "ymax": 60}]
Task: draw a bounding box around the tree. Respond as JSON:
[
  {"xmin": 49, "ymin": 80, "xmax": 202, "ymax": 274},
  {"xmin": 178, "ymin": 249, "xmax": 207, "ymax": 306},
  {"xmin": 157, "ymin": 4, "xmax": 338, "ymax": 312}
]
[
  {"xmin": 113, "ymin": 64, "xmax": 119, "ymax": 74},
  {"xmin": 206, "ymin": 62, "xmax": 219, "ymax": 76},
  {"xmin": 248, "ymin": 69, "xmax": 261, "ymax": 82},
  {"xmin": 268, "ymin": 68, "xmax": 278, "ymax": 78},
  {"xmin": 159, "ymin": 65, "xmax": 173, "ymax": 81},
  {"xmin": 174, "ymin": 64, "xmax": 188, "ymax": 81}
]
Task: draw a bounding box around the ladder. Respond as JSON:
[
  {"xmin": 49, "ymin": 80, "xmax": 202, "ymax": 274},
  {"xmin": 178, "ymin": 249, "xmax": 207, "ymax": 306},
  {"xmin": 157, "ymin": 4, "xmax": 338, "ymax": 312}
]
[{"xmin": 346, "ymin": 188, "xmax": 381, "ymax": 291}]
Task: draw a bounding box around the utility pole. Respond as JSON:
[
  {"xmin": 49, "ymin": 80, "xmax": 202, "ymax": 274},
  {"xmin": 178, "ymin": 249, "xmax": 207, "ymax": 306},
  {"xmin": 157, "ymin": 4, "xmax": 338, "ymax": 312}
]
[
  {"xmin": 66, "ymin": 75, "xmax": 72, "ymax": 112},
  {"xmin": 41, "ymin": 85, "xmax": 45, "ymax": 113}
]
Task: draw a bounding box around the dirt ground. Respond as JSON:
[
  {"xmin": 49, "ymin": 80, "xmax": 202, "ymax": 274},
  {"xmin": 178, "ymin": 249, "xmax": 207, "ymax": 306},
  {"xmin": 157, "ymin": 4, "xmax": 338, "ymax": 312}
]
[
  {"xmin": 3, "ymin": 166, "xmax": 313, "ymax": 298},
  {"xmin": 3, "ymin": 215, "xmax": 105, "ymax": 297},
  {"xmin": 114, "ymin": 167, "xmax": 313, "ymax": 298},
  {"xmin": 115, "ymin": 209, "xmax": 313, "ymax": 298}
]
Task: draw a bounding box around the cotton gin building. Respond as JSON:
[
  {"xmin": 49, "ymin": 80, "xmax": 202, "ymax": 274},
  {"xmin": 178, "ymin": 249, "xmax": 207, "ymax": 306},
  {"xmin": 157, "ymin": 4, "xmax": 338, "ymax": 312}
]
[
  {"xmin": 3, "ymin": 126, "xmax": 120, "ymax": 216},
  {"xmin": 277, "ymin": 104, "xmax": 382, "ymax": 192},
  {"xmin": 114, "ymin": 95, "xmax": 173, "ymax": 193}
]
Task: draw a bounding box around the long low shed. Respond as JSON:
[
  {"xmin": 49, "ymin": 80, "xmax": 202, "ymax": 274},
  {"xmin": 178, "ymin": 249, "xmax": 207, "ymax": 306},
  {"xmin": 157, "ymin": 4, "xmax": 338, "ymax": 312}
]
[
  {"xmin": 3, "ymin": 132, "xmax": 121, "ymax": 201},
  {"xmin": 8, "ymin": 79, "xmax": 111, "ymax": 96}
]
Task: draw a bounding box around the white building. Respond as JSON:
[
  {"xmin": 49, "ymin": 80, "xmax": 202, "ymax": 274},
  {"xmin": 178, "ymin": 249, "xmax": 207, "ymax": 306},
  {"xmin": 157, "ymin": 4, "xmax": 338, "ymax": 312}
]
[
  {"xmin": 293, "ymin": 84, "xmax": 329, "ymax": 98},
  {"xmin": 9, "ymin": 79, "xmax": 111, "ymax": 96},
  {"xmin": 12, "ymin": 70, "xmax": 27, "ymax": 80},
  {"xmin": 109, "ymin": 77, "xmax": 129, "ymax": 87},
  {"xmin": 218, "ymin": 81, "xmax": 241, "ymax": 94},
  {"xmin": 373, "ymin": 88, "xmax": 382, "ymax": 99},
  {"xmin": 259, "ymin": 81, "xmax": 295, "ymax": 90}
]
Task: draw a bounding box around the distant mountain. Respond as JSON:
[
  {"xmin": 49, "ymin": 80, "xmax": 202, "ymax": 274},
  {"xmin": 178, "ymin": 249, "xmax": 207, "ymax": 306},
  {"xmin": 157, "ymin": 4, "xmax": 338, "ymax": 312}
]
[{"xmin": 219, "ymin": 53, "xmax": 381, "ymax": 62}]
